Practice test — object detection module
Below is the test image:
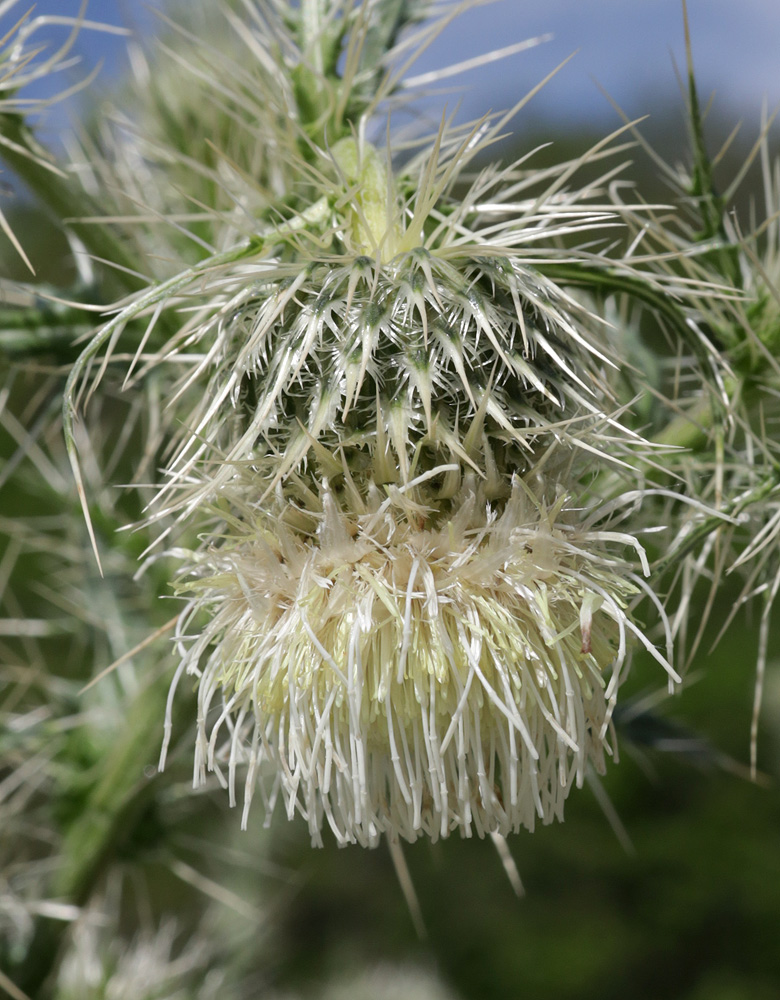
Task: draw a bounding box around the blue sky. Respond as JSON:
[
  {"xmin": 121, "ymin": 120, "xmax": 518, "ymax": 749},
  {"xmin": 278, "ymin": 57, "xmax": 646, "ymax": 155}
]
[
  {"xmin": 410, "ymin": 0, "xmax": 780, "ymax": 123},
  {"xmin": 19, "ymin": 0, "xmax": 780, "ymax": 131}
]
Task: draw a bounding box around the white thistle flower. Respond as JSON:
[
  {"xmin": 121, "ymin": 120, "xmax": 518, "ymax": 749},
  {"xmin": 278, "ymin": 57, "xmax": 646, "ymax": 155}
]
[
  {"xmin": 57, "ymin": 1, "xmax": 680, "ymax": 849},
  {"xmin": 164, "ymin": 471, "xmax": 673, "ymax": 847}
]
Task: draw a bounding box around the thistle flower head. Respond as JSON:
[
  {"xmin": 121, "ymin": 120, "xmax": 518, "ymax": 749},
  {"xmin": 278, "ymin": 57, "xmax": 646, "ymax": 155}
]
[
  {"xmin": 57, "ymin": 1, "xmax": 679, "ymax": 851},
  {"xmin": 166, "ymin": 469, "xmax": 664, "ymax": 847}
]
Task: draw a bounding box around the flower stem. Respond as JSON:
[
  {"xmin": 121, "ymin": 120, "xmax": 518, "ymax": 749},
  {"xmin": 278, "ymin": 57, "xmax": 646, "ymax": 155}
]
[{"xmin": 11, "ymin": 678, "xmax": 191, "ymax": 999}]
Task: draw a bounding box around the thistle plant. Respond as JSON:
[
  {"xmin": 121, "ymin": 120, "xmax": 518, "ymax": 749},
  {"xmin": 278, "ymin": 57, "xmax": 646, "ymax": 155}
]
[{"xmin": 2, "ymin": 0, "xmax": 780, "ymax": 996}]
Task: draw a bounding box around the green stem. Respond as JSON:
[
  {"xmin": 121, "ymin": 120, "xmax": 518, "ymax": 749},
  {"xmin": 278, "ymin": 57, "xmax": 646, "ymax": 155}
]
[
  {"xmin": 301, "ymin": 0, "xmax": 325, "ymax": 75},
  {"xmin": 542, "ymin": 263, "xmax": 693, "ymax": 345},
  {"xmin": 12, "ymin": 678, "xmax": 190, "ymax": 999}
]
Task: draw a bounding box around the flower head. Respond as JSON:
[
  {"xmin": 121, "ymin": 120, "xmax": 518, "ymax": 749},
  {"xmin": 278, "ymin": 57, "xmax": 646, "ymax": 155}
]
[
  {"xmin": 58, "ymin": 1, "xmax": 678, "ymax": 849},
  {"xmin": 165, "ymin": 471, "xmax": 661, "ymax": 846}
]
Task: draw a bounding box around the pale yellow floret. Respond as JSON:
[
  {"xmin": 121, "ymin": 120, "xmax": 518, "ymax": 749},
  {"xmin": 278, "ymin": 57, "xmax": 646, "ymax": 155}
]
[{"xmin": 167, "ymin": 476, "xmax": 661, "ymax": 847}]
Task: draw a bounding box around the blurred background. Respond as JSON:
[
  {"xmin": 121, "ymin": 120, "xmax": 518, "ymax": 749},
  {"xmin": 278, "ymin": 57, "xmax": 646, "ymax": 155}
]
[{"xmin": 3, "ymin": 3, "xmax": 780, "ymax": 999}]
